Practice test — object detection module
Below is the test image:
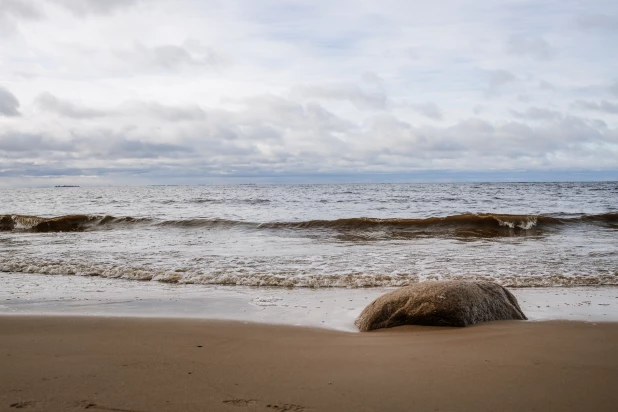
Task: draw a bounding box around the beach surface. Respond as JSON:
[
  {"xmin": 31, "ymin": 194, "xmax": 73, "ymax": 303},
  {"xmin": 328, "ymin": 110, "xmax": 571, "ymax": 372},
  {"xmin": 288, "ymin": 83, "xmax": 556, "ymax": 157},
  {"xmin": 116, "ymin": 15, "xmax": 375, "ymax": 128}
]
[
  {"xmin": 3, "ymin": 273, "xmax": 618, "ymax": 331},
  {"xmin": 2, "ymin": 316, "xmax": 617, "ymax": 412}
]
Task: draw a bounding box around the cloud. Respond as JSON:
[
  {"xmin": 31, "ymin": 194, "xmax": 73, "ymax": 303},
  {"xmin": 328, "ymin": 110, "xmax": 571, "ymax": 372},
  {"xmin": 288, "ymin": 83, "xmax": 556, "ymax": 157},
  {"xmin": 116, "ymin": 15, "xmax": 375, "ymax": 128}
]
[
  {"xmin": 0, "ymin": 86, "xmax": 20, "ymax": 116},
  {"xmin": 113, "ymin": 41, "xmax": 230, "ymax": 73},
  {"xmin": 0, "ymin": 0, "xmax": 41, "ymax": 35},
  {"xmin": 2, "ymin": 88, "xmax": 618, "ymax": 184},
  {"xmin": 486, "ymin": 70, "xmax": 517, "ymax": 95},
  {"xmin": 293, "ymin": 83, "xmax": 387, "ymax": 111},
  {"xmin": 571, "ymin": 100, "xmax": 618, "ymax": 114},
  {"xmin": 0, "ymin": 129, "xmax": 192, "ymax": 160},
  {"xmin": 510, "ymin": 106, "xmax": 562, "ymax": 121},
  {"xmin": 99, "ymin": 136, "xmax": 192, "ymax": 159},
  {"xmin": 2, "ymin": 0, "xmax": 618, "ymax": 185},
  {"xmin": 488, "ymin": 70, "xmax": 516, "ymax": 88},
  {"xmin": 35, "ymin": 92, "xmax": 108, "ymax": 118},
  {"xmin": 1, "ymin": 0, "xmax": 41, "ymax": 19},
  {"xmin": 34, "ymin": 92, "xmax": 208, "ymax": 121},
  {"xmin": 0, "ymin": 0, "xmax": 139, "ymax": 36},
  {"xmin": 1, "ymin": 108, "xmax": 616, "ymax": 182},
  {"xmin": 48, "ymin": 0, "xmax": 141, "ymax": 17},
  {"xmin": 360, "ymin": 72, "xmax": 384, "ymax": 89},
  {"xmin": 409, "ymin": 102, "xmax": 443, "ymax": 121},
  {"xmin": 576, "ymin": 14, "xmax": 618, "ymax": 31},
  {"xmin": 539, "ymin": 80, "xmax": 557, "ymax": 91},
  {"xmin": 506, "ymin": 35, "xmax": 553, "ymax": 60},
  {"xmin": 0, "ymin": 132, "xmax": 47, "ymax": 152},
  {"xmin": 129, "ymin": 102, "xmax": 207, "ymax": 122},
  {"xmin": 1, "ymin": 93, "xmax": 356, "ymax": 169}
]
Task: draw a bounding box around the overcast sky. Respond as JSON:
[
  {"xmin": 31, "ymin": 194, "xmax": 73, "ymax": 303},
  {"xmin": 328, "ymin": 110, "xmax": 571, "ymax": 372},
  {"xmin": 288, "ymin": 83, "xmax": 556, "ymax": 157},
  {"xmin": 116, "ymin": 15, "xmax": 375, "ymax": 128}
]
[{"xmin": 1, "ymin": 0, "xmax": 617, "ymax": 186}]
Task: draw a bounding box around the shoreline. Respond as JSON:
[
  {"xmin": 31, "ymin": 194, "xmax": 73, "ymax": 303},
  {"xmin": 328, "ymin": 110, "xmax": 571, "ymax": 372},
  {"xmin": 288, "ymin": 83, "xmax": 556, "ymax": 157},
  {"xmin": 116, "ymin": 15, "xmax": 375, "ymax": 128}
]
[
  {"xmin": 2, "ymin": 315, "xmax": 618, "ymax": 411},
  {"xmin": 2, "ymin": 273, "xmax": 618, "ymax": 331}
]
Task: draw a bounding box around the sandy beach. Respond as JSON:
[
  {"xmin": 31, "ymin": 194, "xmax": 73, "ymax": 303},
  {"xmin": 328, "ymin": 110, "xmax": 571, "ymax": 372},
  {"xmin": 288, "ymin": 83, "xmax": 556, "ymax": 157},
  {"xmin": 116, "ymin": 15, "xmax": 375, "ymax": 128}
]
[{"xmin": 2, "ymin": 316, "xmax": 617, "ymax": 412}]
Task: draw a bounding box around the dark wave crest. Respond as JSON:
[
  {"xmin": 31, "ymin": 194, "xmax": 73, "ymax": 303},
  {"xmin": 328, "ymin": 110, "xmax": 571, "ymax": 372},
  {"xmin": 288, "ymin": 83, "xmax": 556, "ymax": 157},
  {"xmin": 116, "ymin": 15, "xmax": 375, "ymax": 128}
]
[
  {"xmin": 262, "ymin": 214, "xmax": 553, "ymax": 230},
  {"xmin": 260, "ymin": 213, "xmax": 616, "ymax": 240},
  {"xmin": 0, "ymin": 214, "xmax": 147, "ymax": 232},
  {"xmin": 1, "ymin": 213, "xmax": 616, "ymax": 233},
  {"xmin": 157, "ymin": 218, "xmax": 257, "ymax": 229}
]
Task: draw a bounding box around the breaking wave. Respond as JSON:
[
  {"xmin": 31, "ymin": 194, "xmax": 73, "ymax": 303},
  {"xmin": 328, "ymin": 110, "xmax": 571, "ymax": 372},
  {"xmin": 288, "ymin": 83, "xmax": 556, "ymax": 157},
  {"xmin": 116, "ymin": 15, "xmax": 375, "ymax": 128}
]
[
  {"xmin": 0, "ymin": 214, "xmax": 148, "ymax": 232},
  {"xmin": 1, "ymin": 212, "xmax": 616, "ymax": 233}
]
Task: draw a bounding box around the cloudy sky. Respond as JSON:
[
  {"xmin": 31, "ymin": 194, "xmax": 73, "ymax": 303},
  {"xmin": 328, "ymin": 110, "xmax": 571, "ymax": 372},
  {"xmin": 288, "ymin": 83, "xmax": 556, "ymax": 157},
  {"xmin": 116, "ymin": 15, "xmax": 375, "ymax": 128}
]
[{"xmin": 1, "ymin": 0, "xmax": 617, "ymax": 186}]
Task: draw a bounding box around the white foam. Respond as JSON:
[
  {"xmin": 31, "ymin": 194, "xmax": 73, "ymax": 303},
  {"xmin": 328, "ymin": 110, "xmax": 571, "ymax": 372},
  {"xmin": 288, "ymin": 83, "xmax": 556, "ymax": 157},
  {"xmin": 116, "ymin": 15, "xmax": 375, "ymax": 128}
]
[
  {"xmin": 251, "ymin": 297, "xmax": 284, "ymax": 306},
  {"xmin": 517, "ymin": 217, "xmax": 538, "ymax": 230},
  {"xmin": 2, "ymin": 256, "xmax": 617, "ymax": 288},
  {"xmin": 497, "ymin": 216, "xmax": 538, "ymax": 230}
]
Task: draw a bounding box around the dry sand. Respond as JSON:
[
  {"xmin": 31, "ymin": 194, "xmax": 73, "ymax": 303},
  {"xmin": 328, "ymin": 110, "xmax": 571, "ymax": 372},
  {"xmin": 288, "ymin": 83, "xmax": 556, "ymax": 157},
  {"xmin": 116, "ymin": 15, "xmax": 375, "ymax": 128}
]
[{"xmin": 1, "ymin": 316, "xmax": 617, "ymax": 412}]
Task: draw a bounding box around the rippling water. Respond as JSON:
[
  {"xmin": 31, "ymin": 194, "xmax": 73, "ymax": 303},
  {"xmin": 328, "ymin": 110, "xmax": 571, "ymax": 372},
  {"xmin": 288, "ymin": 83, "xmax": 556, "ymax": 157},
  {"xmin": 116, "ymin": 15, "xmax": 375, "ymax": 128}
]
[{"xmin": 1, "ymin": 182, "xmax": 617, "ymax": 287}]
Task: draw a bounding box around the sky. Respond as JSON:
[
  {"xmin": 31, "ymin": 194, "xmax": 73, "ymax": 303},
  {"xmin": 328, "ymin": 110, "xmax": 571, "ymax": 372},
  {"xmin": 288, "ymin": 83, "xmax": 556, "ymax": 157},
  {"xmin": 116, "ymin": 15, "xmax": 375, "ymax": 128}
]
[{"xmin": 0, "ymin": 0, "xmax": 617, "ymax": 187}]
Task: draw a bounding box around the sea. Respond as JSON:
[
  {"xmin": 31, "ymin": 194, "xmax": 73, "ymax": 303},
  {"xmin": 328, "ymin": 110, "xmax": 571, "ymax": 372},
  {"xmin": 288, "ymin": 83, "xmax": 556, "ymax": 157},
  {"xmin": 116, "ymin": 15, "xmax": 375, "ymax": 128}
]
[
  {"xmin": 1, "ymin": 182, "xmax": 617, "ymax": 328},
  {"xmin": 2, "ymin": 182, "xmax": 618, "ymax": 287}
]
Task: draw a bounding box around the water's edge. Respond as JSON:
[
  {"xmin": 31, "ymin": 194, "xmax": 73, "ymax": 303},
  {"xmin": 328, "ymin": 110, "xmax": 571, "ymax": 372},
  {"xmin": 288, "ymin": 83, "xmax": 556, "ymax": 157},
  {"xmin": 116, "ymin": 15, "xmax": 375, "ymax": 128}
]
[{"xmin": 2, "ymin": 273, "xmax": 617, "ymax": 332}]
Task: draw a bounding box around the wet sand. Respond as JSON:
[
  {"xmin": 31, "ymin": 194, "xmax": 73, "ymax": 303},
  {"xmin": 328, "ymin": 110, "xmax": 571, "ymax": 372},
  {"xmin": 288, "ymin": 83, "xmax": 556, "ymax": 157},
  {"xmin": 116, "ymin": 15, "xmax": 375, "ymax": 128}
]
[
  {"xmin": 1, "ymin": 316, "xmax": 617, "ymax": 412},
  {"xmin": 3, "ymin": 273, "xmax": 618, "ymax": 330}
]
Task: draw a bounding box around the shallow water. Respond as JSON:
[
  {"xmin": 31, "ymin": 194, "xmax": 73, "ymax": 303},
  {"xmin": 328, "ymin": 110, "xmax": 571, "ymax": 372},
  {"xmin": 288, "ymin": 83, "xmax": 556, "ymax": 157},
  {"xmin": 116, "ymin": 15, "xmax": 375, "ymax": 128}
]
[
  {"xmin": 1, "ymin": 182, "xmax": 617, "ymax": 288},
  {"xmin": 2, "ymin": 273, "xmax": 616, "ymax": 331}
]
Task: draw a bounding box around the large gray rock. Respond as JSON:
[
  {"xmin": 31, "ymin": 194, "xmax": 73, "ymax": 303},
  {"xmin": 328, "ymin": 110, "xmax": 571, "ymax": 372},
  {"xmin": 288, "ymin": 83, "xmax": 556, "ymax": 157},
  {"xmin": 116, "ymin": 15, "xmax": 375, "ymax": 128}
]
[{"xmin": 355, "ymin": 280, "xmax": 527, "ymax": 331}]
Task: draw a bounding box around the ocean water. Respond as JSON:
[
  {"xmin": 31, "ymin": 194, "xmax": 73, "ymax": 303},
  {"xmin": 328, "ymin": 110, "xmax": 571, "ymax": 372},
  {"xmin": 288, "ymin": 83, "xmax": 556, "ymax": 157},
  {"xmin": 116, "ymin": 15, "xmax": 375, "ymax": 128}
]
[{"xmin": 1, "ymin": 182, "xmax": 617, "ymax": 288}]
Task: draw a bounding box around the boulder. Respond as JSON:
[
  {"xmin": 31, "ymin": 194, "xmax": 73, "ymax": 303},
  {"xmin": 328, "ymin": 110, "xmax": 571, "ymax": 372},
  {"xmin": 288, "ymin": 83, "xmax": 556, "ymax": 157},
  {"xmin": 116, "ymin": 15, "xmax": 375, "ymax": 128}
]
[{"xmin": 355, "ymin": 280, "xmax": 527, "ymax": 331}]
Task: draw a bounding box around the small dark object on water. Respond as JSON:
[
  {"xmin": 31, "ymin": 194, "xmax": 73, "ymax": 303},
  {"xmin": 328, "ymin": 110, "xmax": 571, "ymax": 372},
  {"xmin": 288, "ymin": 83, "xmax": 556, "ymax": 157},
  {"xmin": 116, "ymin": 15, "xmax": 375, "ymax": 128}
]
[
  {"xmin": 355, "ymin": 280, "xmax": 527, "ymax": 332},
  {"xmin": 54, "ymin": 185, "xmax": 80, "ymax": 187}
]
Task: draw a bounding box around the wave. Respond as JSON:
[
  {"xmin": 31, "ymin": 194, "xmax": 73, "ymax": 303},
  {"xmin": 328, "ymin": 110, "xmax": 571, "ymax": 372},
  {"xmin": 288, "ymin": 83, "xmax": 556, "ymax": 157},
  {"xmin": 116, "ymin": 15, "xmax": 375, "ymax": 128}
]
[
  {"xmin": 189, "ymin": 198, "xmax": 272, "ymax": 205},
  {"xmin": 1, "ymin": 213, "xmax": 616, "ymax": 233},
  {"xmin": 159, "ymin": 198, "xmax": 272, "ymax": 205},
  {"xmin": 261, "ymin": 214, "xmax": 554, "ymax": 230},
  {"xmin": 0, "ymin": 214, "xmax": 149, "ymax": 232},
  {"xmin": 1, "ymin": 257, "xmax": 617, "ymax": 288}
]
